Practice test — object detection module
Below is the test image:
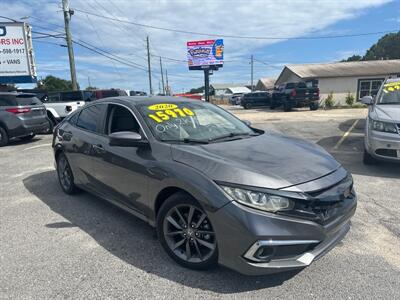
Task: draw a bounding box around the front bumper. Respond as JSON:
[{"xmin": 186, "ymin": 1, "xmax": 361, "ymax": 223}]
[
  {"xmin": 210, "ymin": 194, "xmax": 356, "ymax": 276},
  {"xmin": 365, "ymin": 129, "xmax": 400, "ymax": 162}
]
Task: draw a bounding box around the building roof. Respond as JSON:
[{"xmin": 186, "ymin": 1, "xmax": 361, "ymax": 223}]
[
  {"xmin": 283, "ymin": 59, "xmax": 400, "ymax": 79},
  {"xmin": 256, "ymin": 77, "xmax": 276, "ymax": 89},
  {"xmin": 226, "ymin": 87, "xmax": 251, "ymax": 94},
  {"xmin": 210, "ymin": 83, "xmax": 249, "ymax": 90}
]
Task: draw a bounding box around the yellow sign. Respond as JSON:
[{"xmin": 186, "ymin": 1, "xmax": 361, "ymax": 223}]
[
  {"xmin": 148, "ymin": 103, "xmax": 178, "ymax": 111},
  {"xmin": 383, "ymin": 81, "xmax": 400, "ymax": 92},
  {"xmin": 147, "ymin": 104, "xmax": 195, "ymax": 123}
]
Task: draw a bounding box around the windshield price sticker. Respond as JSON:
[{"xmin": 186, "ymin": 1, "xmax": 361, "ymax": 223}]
[
  {"xmin": 148, "ymin": 103, "xmax": 195, "ymax": 123},
  {"xmin": 383, "ymin": 82, "xmax": 400, "ymax": 93}
]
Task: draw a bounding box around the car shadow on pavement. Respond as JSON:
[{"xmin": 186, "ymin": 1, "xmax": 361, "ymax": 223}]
[
  {"xmin": 23, "ymin": 170, "xmax": 300, "ymax": 293},
  {"xmin": 317, "ymin": 118, "xmax": 400, "ymax": 179}
]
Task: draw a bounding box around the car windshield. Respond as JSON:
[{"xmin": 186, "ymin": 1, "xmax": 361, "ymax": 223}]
[
  {"xmin": 138, "ymin": 101, "xmax": 256, "ymax": 143},
  {"xmin": 377, "ymin": 81, "xmax": 400, "ymax": 105}
]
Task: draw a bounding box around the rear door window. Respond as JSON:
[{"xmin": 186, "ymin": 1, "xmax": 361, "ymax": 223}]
[
  {"xmin": 76, "ymin": 104, "xmax": 106, "ymax": 133},
  {"xmin": 60, "ymin": 91, "xmax": 84, "ymax": 102}
]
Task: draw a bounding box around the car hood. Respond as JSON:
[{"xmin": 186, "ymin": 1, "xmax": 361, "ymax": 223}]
[
  {"xmin": 373, "ymin": 105, "xmax": 400, "ymax": 122},
  {"xmin": 171, "ymin": 133, "xmax": 341, "ymax": 190}
]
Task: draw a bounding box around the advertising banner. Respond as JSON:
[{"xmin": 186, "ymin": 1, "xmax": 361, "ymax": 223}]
[
  {"xmin": 187, "ymin": 39, "xmax": 223, "ymax": 70},
  {"xmin": 0, "ymin": 22, "xmax": 37, "ymax": 84}
]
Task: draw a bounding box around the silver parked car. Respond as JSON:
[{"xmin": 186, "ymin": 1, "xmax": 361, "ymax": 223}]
[{"xmin": 361, "ymin": 78, "xmax": 400, "ymax": 164}]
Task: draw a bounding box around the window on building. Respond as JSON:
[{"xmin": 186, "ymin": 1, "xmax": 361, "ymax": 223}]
[{"xmin": 358, "ymin": 78, "xmax": 384, "ymax": 100}]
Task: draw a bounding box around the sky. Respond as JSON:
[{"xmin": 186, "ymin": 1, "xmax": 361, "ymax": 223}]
[{"xmin": 0, "ymin": 0, "xmax": 399, "ymax": 93}]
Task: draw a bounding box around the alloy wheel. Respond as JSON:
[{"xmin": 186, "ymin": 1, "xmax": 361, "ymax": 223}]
[
  {"xmin": 58, "ymin": 155, "xmax": 72, "ymax": 191},
  {"xmin": 163, "ymin": 204, "xmax": 216, "ymax": 263}
]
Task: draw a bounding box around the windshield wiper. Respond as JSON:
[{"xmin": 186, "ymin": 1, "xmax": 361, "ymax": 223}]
[
  {"xmin": 208, "ymin": 132, "xmax": 257, "ymax": 142},
  {"xmin": 162, "ymin": 138, "xmax": 209, "ymax": 144}
]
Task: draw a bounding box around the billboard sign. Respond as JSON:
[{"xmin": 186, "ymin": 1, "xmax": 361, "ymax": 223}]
[
  {"xmin": 0, "ymin": 22, "xmax": 37, "ymax": 84},
  {"xmin": 187, "ymin": 39, "xmax": 223, "ymax": 70}
]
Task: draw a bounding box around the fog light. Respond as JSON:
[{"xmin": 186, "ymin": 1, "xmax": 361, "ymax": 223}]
[{"xmin": 254, "ymin": 246, "xmax": 275, "ymax": 262}]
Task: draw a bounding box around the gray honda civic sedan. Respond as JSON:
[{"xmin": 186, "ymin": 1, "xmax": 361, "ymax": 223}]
[{"xmin": 52, "ymin": 96, "xmax": 356, "ymax": 275}]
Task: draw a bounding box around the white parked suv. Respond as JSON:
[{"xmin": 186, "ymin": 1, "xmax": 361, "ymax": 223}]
[{"xmin": 361, "ymin": 78, "xmax": 400, "ymax": 164}]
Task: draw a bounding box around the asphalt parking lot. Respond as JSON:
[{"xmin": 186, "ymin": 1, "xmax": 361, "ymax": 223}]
[{"xmin": 1, "ymin": 107, "xmax": 399, "ymax": 299}]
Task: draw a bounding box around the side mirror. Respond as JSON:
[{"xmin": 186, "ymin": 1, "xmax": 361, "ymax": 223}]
[
  {"xmin": 109, "ymin": 131, "xmax": 148, "ymax": 147},
  {"xmin": 242, "ymin": 120, "xmax": 251, "ymax": 127},
  {"xmin": 360, "ymin": 95, "xmax": 374, "ymax": 105}
]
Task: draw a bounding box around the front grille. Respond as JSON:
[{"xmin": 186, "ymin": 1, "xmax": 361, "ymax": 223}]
[
  {"xmin": 375, "ymin": 148, "xmax": 397, "ymax": 157},
  {"xmin": 279, "ymin": 176, "xmax": 355, "ymax": 225}
]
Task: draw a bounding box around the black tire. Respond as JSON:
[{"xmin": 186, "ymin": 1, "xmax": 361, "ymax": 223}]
[
  {"xmin": 57, "ymin": 153, "xmax": 79, "ymax": 194},
  {"xmin": 283, "ymin": 101, "xmax": 292, "ymax": 112},
  {"xmin": 157, "ymin": 192, "xmax": 218, "ymax": 270},
  {"xmin": 310, "ymin": 103, "xmax": 319, "ymax": 111},
  {"xmin": 0, "ymin": 126, "xmax": 8, "ymax": 147},
  {"xmin": 20, "ymin": 134, "xmax": 35, "ymax": 141},
  {"xmin": 363, "ymin": 148, "xmax": 378, "ymax": 165},
  {"xmin": 244, "ymin": 103, "xmax": 252, "ymax": 109},
  {"xmin": 270, "ymin": 100, "xmax": 277, "ymax": 109},
  {"xmin": 46, "ymin": 116, "xmax": 56, "ymax": 134}
]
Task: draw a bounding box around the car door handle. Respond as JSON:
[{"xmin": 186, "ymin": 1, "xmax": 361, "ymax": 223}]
[{"xmin": 92, "ymin": 144, "xmax": 105, "ymax": 153}]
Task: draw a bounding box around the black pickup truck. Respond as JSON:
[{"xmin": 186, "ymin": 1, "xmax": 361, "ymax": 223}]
[{"xmin": 271, "ymin": 82, "xmax": 320, "ymax": 111}]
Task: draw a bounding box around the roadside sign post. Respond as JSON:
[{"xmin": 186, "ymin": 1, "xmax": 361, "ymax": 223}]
[
  {"xmin": 0, "ymin": 22, "xmax": 37, "ymax": 84},
  {"xmin": 187, "ymin": 39, "xmax": 224, "ymax": 102},
  {"xmin": 204, "ymin": 67, "xmax": 210, "ymax": 102}
]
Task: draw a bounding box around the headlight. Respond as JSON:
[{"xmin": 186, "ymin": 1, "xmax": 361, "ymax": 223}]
[
  {"xmin": 220, "ymin": 185, "xmax": 295, "ymax": 212},
  {"xmin": 370, "ymin": 119, "xmax": 398, "ymax": 133}
]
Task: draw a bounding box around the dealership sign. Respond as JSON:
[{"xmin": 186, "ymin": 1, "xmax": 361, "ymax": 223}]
[
  {"xmin": 0, "ymin": 22, "xmax": 37, "ymax": 84},
  {"xmin": 187, "ymin": 39, "xmax": 223, "ymax": 70}
]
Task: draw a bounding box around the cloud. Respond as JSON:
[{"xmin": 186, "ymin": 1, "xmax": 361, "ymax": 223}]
[{"xmin": 0, "ymin": 0, "xmax": 392, "ymax": 91}]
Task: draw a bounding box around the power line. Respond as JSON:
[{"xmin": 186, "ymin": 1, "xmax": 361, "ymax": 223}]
[
  {"xmin": 73, "ymin": 8, "xmax": 399, "ymax": 40},
  {"xmin": 72, "ymin": 40, "xmax": 148, "ymax": 71}
]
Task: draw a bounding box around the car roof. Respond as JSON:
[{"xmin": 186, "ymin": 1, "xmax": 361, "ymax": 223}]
[
  {"xmin": 94, "ymin": 96, "xmax": 202, "ymax": 106},
  {"xmin": 385, "ymin": 78, "xmax": 400, "ymax": 84},
  {"xmin": 0, "ymin": 92, "xmax": 36, "ymax": 96}
]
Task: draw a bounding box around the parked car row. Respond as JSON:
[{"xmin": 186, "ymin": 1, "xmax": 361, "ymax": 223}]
[{"xmin": 0, "ymin": 89, "xmax": 130, "ymax": 146}]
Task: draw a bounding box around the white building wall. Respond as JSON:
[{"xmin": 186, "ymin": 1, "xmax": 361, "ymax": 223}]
[{"xmin": 319, "ymin": 75, "xmax": 395, "ymax": 105}]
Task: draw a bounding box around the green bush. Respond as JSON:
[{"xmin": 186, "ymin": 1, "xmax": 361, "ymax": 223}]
[
  {"xmin": 324, "ymin": 92, "xmax": 335, "ymax": 108},
  {"xmin": 345, "ymin": 92, "xmax": 355, "ymax": 107}
]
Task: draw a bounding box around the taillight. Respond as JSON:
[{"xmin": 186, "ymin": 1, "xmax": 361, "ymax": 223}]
[
  {"xmin": 290, "ymin": 90, "xmax": 297, "ymax": 97},
  {"xmin": 6, "ymin": 107, "xmax": 31, "ymax": 114},
  {"xmin": 316, "ymin": 89, "xmax": 320, "ymax": 96}
]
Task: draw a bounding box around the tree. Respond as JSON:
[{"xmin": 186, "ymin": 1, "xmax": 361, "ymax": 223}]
[
  {"xmin": 363, "ymin": 32, "xmax": 400, "ymax": 60},
  {"xmin": 85, "ymin": 86, "xmax": 98, "ymax": 91},
  {"xmin": 342, "ymin": 32, "xmax": 400, "ymax": 62},
  {"xmin": 189, "ymin": 86, "xmax": 204, "ymax": 94},
  {"xmin": 341, "ymin": 55, "xmax": 362, "ymax": 62},
  {"xmin": 38, "ymin": 75, "xmax": 79, "ymax": 91}
]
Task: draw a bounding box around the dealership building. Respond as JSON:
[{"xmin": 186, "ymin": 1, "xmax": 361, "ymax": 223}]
[{"xmin": 275, "ymin": 59, "xmax": 400, "ymax": 104}]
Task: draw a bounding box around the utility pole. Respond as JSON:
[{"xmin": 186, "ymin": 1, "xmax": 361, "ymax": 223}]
[
  {"xmin": 87, "ymin": 76, "xmax": 91, "ymax": 88},
  {"xmin": 250, "ymin": 54, "xmax": 254, "ymax": 91},
  {"xmin": 159, "ymin": 57, "xmax": 165, "ymax": 95},
  {"xmin": 146, "ymin": 36, "xmax": 153, "ymax": 95},
  {"xmin": 158, "ymin": 81, "xmax": 161, "ymax": 95},
  {"xmin": 165, "ymin": 69, "xmax": 169, "ymax": 95},
  {"xmin": 62, "ymin": 0, "xmax": 78, "ymax": 90}
]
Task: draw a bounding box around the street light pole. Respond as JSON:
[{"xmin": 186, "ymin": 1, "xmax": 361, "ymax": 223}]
[
  {"xmin": 251, "ymin": 54, "xmax": 254, "ymax": 91},
  {"xmin": 160, "ymin": 57, "xmax": 165, "ymax": 95},
  {"xmin": 62, "ymin": 0, "xmax": 78, "ymax": 90},
  {"xmin": 146, "ymin": 36, "xmax": 153, "ymax": 95}
]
